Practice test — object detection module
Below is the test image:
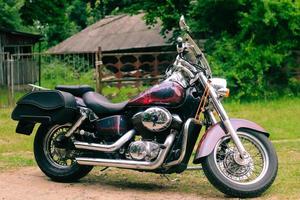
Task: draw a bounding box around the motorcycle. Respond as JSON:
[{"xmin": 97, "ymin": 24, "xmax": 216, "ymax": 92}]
[{"xmin": 11, "ymin": 16, "xmax": 277, "ymax": 198}]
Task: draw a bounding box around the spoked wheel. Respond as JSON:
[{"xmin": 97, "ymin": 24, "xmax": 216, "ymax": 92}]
[
  {"xmin": 202, "ymin": 131, "xmax": 278, "ymax": 198},
  {"xmin": 34, "ymin": 124, "xmax": 93, "ymax": 182}
]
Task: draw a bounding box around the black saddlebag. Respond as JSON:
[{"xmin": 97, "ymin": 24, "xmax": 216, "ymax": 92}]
[{"xmin": 11, "ymin": 90, "xmax": 77, "ymax": 125}]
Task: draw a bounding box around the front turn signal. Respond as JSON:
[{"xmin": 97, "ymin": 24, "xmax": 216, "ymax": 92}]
[
  {"xmin": 217, "ymin": 88, "xmax": 230, "ymax": 98},
  {"xmin": 225, "ymin": 88, "xmax": 230, "ymax": 97}
]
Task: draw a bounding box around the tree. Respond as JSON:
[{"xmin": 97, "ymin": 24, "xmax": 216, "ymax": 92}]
[
  {"xmin": 129, "ymin": 0, "xmax": 300, "ymax": 99},
  {"xmin": 0, "ymin": 0, "xmax": 23, "ymax": 30},
  {"xmin": 20, "ymin": 0, "xmax": 78, "ymax": 47}
]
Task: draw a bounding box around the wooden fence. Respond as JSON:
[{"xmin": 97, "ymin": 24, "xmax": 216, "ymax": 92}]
[{"xmin": 0, "ymin": 50, "xmax": 176, "ymax": 107}]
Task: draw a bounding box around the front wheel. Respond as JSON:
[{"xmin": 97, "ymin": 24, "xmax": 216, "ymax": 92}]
[
  {"xmin": 202, "ymin": 131, "xmax": 278, "ymax": 198},
  {"xmin": 34, "ymin": 124, "xmax": 93, "ymax": 182}
]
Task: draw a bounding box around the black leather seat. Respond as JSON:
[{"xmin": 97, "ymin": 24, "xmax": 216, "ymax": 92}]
[
  {"xmin": 55, "ymin": 85, "xmax": 94, "ymax": 97},
  {"xmin": 82, "ymin": 91, "xmax": 128, "ymax": 116}
]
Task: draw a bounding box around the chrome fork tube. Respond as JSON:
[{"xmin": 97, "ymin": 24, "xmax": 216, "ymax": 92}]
[
  {"xmin": 207, "ymin": 110, "xmax": 217, "ymax": 125},
  {"xmin": 199, "ymin": 73, "xmax": 247, "ymax": 158}
]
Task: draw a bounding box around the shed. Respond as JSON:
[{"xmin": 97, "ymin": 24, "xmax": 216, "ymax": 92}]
[
  {"xmin": 0, "ymin": 27, "xmax": 41, "ymax": 55},
  {"xmin": 0, "ymin": 28, "xmax": 41, "ymax": 86},
  {"xmin": 48, "ymin": 14, "xmax": 176, "ymax": 82},
  {"xmin": 48, "ymin": 13, "xmax": 173, "ymax": 53}
]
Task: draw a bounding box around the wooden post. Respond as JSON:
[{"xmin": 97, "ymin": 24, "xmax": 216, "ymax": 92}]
[
  {"xmin": 153, "ymin": 54, "xmax": 159, "ymax": 84},
  {"xmin": 95, "ymin": 47, "xmax": 103, "ymax": 93},
  {"xmin": 7, "ymin": 56, "xmax": 13, "ymax": 107},
  {"xmin": 38, "ymin": 42, "xmax": 41, "ymax": 86}
]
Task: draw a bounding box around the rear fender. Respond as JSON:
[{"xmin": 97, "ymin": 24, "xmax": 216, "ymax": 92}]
[
  {"xmin": 193, "ymin": 118, "xmax": 269, "ymax": 164},
  {"xmin": 16, "ymin": 121, "xmax": 36, "ymax": 135}
]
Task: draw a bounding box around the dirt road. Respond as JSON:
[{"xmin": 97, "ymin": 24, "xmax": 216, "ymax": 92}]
[{"xmin": 0, "ymin": 167, "xmax": 224, "ymax": 200}]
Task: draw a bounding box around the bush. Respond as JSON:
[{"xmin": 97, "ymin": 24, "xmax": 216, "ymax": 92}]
[
  {"xmin": 41, "ymin": 60, "xmax": 95, "ymax": 89},
  {"xmin": 191, "ymin": 0, "xmax": 300, "ymax": 99}
]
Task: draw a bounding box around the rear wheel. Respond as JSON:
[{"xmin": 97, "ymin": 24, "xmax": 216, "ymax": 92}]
[
  {"xmin": 34, "ymin": 124, "xmax": 93, "ymax": 182},
  {"xmin": 202, "ymin": 131, "xmax": 278, "ymax": 198}
]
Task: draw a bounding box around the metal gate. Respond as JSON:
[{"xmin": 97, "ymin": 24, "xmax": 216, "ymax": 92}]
[{"xmin": 0, "ymin": 52, "xmax": 40, "ymax": 107}]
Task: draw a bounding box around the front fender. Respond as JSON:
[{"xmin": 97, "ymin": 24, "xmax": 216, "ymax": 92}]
[{"xmin": 193, "ymin": 118, "xmax": 269, "ymax": 164}]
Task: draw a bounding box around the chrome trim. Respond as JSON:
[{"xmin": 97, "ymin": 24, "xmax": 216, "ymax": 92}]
[
  {"xmin": 199, "ymin": 73, "xmax": 228, "ymax": 120},
  {"xmin": 142, "ymin": 107, "xmax": 172, "ymax": 132},
  {"xmin": 213, "ymin": 132, "xmax": 269, "ymax": 185},
  {"xmin": 163, "ymin": 118, "xmax": 199, "ymax": 168},
  {"xmin": 165, "ymin": 71, "xmax": 188, "ymax": 88},
  {"xmin": 199, "ymin": 72, "xmax": 248, "ymax": 158},
  {"xmin": 207, "ymin": 110, "xmax": 217, "ymax": 125},
  {"xmin": 186, "ymin": 165, "xmax": 202, "ymax": 170},
  {"xmin": 75, "ymin": 132, "xmax": 176, "ymax": 170},
  {"xmin": 223, "ymin": 120, "xmax": 247, "ymax": 155},
  {"xmin": 173, "ymin": 114, "xmax": 183, "ymax": 124},
  {"xmin": 74, "ymin": 129, "xmax": 135, "ymax": 152},
  {"xmin": 65, "ymin": 108, "xmax": 88, "ymax": 137},
  {"xmin": 210, "ymin": 78, "xmax": 227, "ymax": 89}
]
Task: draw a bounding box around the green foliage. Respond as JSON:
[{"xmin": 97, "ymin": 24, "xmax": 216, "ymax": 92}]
[
  {"xmin": 205, "ymin": 0, "xmax": 300, "ymax": 99},
  {"xmin": 123, "ymin": 0, "xmax": 190, "ymax": 38},
  {"xmin": 41, "ymin": 59, "xmax": 96, "ymax": 89},
  {"xmin": 133, "ymin": 0, "xmax": 300, "ymax": 99},
  {"xmin": 0, "ymin": 0, "xmax": 23, "ymax": 29},
  {"xmin": 14, "ymin": 0, "xmax": 144, "ymax": 48},
  {"xmin": 68, "ymin": 0, "xmax": 88, "ymax": 29},
  {"xmin": 20, "ymin": 0, "xmax": 79, "ymax": 47},
  {"xmin": 208, "ymin": 35, "xmax": 293, "ymax": 99},
  {"xmin": 189, "ymin": 0, "xmax": 244, "ymax": 37},
  {"xmin": 0, "ymin": 0, "xmax": 298, "ymax": 99}
]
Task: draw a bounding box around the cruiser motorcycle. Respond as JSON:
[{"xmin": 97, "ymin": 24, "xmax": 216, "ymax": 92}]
[{"xmin": 11, "ymin": 16, "xmax": 277, "ymax": 198}]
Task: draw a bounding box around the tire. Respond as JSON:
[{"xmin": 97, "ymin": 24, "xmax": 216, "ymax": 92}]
[
  {"xmin": 34, "ymin": 124, "xmax": 93, "ymax": 182},
  {"xmin": 202, "ymin": 131, "xmax": 278, "ymax": 198}
]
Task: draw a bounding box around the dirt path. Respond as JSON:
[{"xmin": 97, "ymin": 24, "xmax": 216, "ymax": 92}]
[{"xmin": 0, "ymin": 167, "xmax": 222, "ymax": 200}]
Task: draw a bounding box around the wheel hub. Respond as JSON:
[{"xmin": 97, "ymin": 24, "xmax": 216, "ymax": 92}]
[
  {"xmin": 233, "ymin": 151, "xmax": 252, "ymax": 166},
  {"xmin": 222, "ymin": 148, "xmax": 254, "ymax": 181}
]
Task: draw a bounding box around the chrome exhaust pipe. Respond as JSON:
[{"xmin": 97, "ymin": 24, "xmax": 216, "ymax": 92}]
[
  {"xmin": 74, "ymin": 129, "xmax": 135, "ymax": 152},
  {"xmin": 163, "ymin": 118, "xmax": 199, "ymax": 168},
  {"xmin": 76, "ymin": 132, "xmax": 175, "ymax": 170}
]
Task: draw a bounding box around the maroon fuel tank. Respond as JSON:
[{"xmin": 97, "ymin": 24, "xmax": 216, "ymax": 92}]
[{"xmin": 128, "ymin": 81, "xmax": 185, "ymax": 107}]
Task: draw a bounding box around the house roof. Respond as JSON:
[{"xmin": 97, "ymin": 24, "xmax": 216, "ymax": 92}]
[
  {"xmin": 0, "ymin": 27, "xmax": 42, "ymax": 41},
  {"xmin": 48, "ymin": 13, "xmax": 172, "ymax": 53}
]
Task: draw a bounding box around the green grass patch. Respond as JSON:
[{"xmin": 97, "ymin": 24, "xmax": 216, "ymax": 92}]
[{"xmin": 224, "ymin": 97, "xmax": 300, "ymax": 140}]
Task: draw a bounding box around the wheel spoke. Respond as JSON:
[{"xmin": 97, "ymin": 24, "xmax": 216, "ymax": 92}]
[
  {"xmin": 44, "ymin": 125, "xmax": 77, "ymax": 169},
  {"xmin": 214, "ymin": 132, "xmax": 268, "ymax": 185}
]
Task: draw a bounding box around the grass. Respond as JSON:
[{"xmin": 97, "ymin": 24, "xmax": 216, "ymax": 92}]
[
  {"xmin": 224, "ymin": 97, "xmax": 300, "ymax": 140},
  {"xmin": 0, "ymin": 97, "xmax": 299, "ymax": 199}
]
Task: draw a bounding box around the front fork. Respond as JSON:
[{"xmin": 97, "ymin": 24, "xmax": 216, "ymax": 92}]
[{"xmin": 199, "ymin": 73, "xmax": 249, "ymax": 159}]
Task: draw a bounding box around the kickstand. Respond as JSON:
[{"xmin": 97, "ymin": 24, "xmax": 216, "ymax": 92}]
[
  {"xmin": 160, "ymin": 174, "xmax": 179, "ymax": 182},
  {"xmin": 160, "ymin": 174, "xmax": 171, "ymax": 181},
  {"xmin": 97, "ymin": 167, "xmax": 109, "ymax": 176},
  {"xmin": 100, "ymin": 167, "xmax": 109, "ymax": 172}
]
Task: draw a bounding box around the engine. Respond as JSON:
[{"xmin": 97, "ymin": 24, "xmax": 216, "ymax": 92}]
[
  {"xmin": 132, "ymin": 107, "xmax": 182, "ymax": 140},
  {"xmin": 126, "ymin": 140, "xmax": 161, "ymax": 161},
  {"xmin": 127, "ymin": 107, "xmax": 182, "ymax": 161}
]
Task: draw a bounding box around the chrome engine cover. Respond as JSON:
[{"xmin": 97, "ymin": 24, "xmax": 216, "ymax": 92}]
[
  {"xmin": 142, "ymin": 107, "xmax": 172, "ymax": 132},
  {"xmin": 128, "ymin": 141, "xmax": 160, "ymax": 161}
]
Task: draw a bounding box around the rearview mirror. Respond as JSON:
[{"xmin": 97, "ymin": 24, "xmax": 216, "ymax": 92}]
[{"xmin": 179, "ymin": 15, "xmax": 189, "ymax": 32}]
